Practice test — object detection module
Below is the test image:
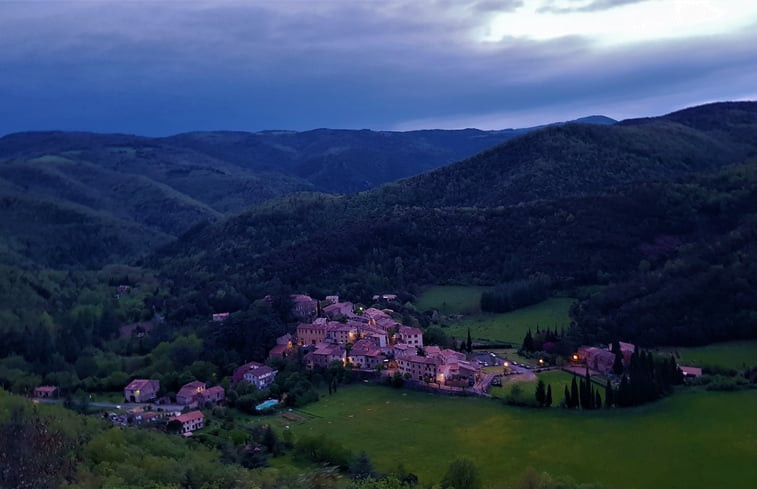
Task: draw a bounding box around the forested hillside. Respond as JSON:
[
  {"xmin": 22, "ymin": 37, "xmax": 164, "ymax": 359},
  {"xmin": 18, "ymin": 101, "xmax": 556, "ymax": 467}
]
[
  {"xmin": 152, "ymin": 105, "xmax": 755, "ymax": 277},
  {"xmin": 572, "ymin": 165, "xmax": 757, "ymax": 346},
  {"xmin": 0, "ymin": 123, "xmax": 569, "ymax": 267},
  {"xmin": 149, "ymin": 103, "xmax": 757, "ymax": 345}
]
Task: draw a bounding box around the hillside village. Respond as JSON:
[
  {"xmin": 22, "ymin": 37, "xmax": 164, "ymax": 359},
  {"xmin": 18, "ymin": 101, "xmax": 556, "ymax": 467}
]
[
  {"xmin": 29, "ymin": 293, "xmax": 706, "ymax": 438},
  {"xmin": 281, "ymin": 294, "xmax": 485, "ymax": 388}
]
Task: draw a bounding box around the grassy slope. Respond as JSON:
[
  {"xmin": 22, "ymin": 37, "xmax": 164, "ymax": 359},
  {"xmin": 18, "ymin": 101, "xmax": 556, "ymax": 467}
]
[
  {"xmin": 445, "ymin": 298, "xmax": 575, "ymax": 344},
  {"xmin": 656, "ymin": 340, "xmax": 757, "ymax": 369},
  {"xmin": 415, "ymin": 285, "xmax": 489, "ymax": 314},
  {"xmin": 291, "ymin": 384, "xmax": 757, "ymax": 489}
]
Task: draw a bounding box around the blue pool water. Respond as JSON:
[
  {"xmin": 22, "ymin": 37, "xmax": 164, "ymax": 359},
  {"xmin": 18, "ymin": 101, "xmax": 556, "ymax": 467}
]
[{"xmin": 255, "ymin": 399, "xmax": 279, "ymax": 411}]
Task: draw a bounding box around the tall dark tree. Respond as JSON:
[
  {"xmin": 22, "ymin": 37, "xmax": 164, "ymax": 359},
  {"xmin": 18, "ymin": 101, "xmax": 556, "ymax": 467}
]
[
  {"xmin": 521, "ymin": 329, "xmax": 534, "ymax": 352},
  {"xmin": 613, "ymin": 350, "xmax": 624, "ymax": 376},
  {"xmin": 570, "ymin": 375, "xmax": 580, "ymax": 409},
  {"xmin": 466, "ymin": 327, "xmax": 473, "ymax": 353},
  {"xmin": 618, "ymin": 375, "xmax": 631, "ymax": 407},
  {"xmin": 545, "ymin": 384, "xmax": 553, "ymax": 407},
  {"xmin": 535, "ymin": 379, "xmax": 546, "ymax": 407},
  {"xmin": 563, "ymin": 385, "xmax": 572, "ymax": 408},
  {"xmin": 605, "ymin": 379, "xmax": 614, "ymax": 408}
]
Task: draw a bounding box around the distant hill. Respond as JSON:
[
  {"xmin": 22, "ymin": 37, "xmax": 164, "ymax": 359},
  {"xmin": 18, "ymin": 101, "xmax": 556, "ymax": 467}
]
[
  {"xmin": 0, "ymin": 116, "xmax": 612, "ymax": 267},
  {"xmin": 162, "ymin": 117, "xmax": 613, "ymax": 194},
  {"xmin": 573, "ymin": 115, "xmax": 617, "ymax": 125},
  {"xmin": 0, "ymin": 135, "xmax": 311, "ymax": 267}
]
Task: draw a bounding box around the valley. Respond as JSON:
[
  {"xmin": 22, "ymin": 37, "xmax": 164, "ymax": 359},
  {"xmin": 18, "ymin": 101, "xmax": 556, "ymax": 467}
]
[{"xmin": 1, "ymin": 102, "xmax": 757, "ymax": 489}]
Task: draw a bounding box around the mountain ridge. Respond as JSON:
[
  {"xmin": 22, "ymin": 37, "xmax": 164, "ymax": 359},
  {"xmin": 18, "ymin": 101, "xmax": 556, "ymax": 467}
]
[{"xmin": 149, "ymin": 102, "xmax": 757, "ymax": 306}]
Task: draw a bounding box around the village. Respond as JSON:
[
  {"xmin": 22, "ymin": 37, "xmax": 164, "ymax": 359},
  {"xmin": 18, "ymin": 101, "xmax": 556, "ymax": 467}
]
[
  {"xmin": 283, "ymin": 294, "xmax": 487, "ymax": 390},
  {"xmin": 29, "ymin": 293, "xmax": 704, "ymax": 437}
]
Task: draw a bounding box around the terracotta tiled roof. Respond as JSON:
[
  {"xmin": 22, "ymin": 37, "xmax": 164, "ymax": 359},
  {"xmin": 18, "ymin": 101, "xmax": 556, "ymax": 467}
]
[{"xmin": 172, "ymin": 410, "xmax": 204, "ymax": 423}]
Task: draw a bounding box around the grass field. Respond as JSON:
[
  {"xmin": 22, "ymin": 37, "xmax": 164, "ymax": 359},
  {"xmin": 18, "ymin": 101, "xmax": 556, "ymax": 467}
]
[
  {"xmin": 656, "ymin": 340, "xmax": 757, "ymax": 369},
  {"xmin": 288, "ymin": 384, "xmax": 757, "ymax": 489},
  {"xmin": 489, "ymin": 370, "xmax": 576, "ymax": 403},
  {"xmin": 444, "ymin": 297, "xmax": 575, "ymax": 344},
  {"xmin": 415, "ymin": 285, "xmax": 489, "ymax": 314}
]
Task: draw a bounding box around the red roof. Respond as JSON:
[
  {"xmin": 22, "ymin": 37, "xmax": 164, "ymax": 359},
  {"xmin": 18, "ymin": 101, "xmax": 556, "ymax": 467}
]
[
  {"xmin": 399, "ymin": 326, "xmax": 423, "ymax": 335},
  {"xmin": 680, "ymin": 366, "xmax": 703, "ymax": 377},
  {"xmin": 125, "ymin": 379, "xmax": 157, "ymax": 391},
  {"xmin": 172, "ymin": 410, "xmax": 204, "ymax": 423},
  {"xmin": 291, "ymin": 294, "xmax": 315, "ymax": 303},
  {"xmin": 297, "ymin": 322, "xmax": 325, "ymax": 331},
  {"xmin": 35, "ymin": 385, "xmax": 57, "ymax": 393},
  {"xmin": 350, "ymin": 339, "xmax": 382, "ymax": 357},
  {"xmin": 269, "ymin": 344, "xmax": 288, "ymax": 356}
]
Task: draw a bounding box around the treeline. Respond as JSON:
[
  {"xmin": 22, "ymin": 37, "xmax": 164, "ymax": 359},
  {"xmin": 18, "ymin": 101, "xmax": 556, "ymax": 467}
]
[
  {"xmin": 480, "ymin": 274, "xmax": 552, "ymax": 313},
  {"xmin": 609, "ymin": 350, "xmax": 683, "ymax": 407},
  {"xmin": 563, "ymin": 370, "xmax": 602, "ymax": 409},
  {"xmin": 521, "ymin": 327, "xmax": 569, "ymax": 355},
  {"xmin": 563, "ymin": 351, "xmax": 683, "ymax": 410}
]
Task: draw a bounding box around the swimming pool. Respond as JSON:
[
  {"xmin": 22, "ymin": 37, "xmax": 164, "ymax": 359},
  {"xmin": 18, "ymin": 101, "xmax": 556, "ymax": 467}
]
[{"xmin": 255, "ymin": 399, "xmax": 279, "ymax": 411}]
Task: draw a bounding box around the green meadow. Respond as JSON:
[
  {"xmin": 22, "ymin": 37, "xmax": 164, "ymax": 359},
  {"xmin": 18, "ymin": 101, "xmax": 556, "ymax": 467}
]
[
  {"xmin": 657, "ymin": 340, "xmax": 757, "ymax": 369},
  {"xmin": 416, "ymin": 285, "xmax": 489, "ymax": 314},
  {"xmin": 489, "ymin": 369, "xmax": 576, "ymax": 403},
  {"xmin": 286, "ymin": 384, "xmax": 757, "ymax": 489},
  {"xmin": 445, "ymin": 297, "xmax": 575, "ymax": 344}
]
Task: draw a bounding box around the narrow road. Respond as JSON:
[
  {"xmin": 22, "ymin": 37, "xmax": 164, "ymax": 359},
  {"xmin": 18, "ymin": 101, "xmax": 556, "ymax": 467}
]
[
  {"xmin": 33, "ymin": 398, "xmax": 186, "ymax": 412},
  {"xmin": 472, "ymin": 372, "xmax": 496, "ymax": 395}
]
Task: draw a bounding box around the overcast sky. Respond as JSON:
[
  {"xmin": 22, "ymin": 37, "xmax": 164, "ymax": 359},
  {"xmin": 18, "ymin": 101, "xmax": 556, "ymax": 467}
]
[{"xmin": 1, "ymin": 0, "xmax": 756, "ymax": 135}]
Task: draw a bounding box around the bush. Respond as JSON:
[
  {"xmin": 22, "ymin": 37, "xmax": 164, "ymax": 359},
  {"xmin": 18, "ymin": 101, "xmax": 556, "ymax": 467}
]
[
  {"xmin": 704, "ymin": 375, "xmax": 749, "ymax": 391},
  {"xmin": 294, "ymin": 435, "xmax": 353, "ymax": 469}
]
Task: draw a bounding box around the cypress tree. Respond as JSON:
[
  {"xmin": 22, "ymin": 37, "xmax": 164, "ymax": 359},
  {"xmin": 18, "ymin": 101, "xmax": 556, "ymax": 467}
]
[
  {"xmin": 605, "ymin": 379, "xmax": 613, "ymax": 408},
  {"xmin": 563, "ymin": 385, "xmax": 571, "ymax": 408},
  {"xmin": 595, "ymin": 390, "xmax": 602, "ymax": 409},
  {"xmin": 618, "ymin": 375, "xmax": 630, "ymax": 407},
  {"xmin": 522, "ymin": 329, "xmax": 534, "ymax": 352},
  {"xmin": 535, "ymin": 379, "xmax": 546, "ymax": 407},
  {"xmin": 546, "ymin": 385, "xmax": 552, "ymax": 407},
  {"xmin": 612, "ymin": 350, "xmax": 624, "ymax": 376},
  {"xmin": 570, "ymin": 375, "xmax": 580, "ymax": 409},
  {"xmin": 466, "ymin": 328, "xmax": 473, "ymax": 353}
]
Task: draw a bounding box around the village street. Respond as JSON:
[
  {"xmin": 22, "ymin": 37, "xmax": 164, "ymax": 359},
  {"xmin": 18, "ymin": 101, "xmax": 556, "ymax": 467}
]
[{"xmin": 33, "ymin": 397, "xmax": 187, "ymax": 413}]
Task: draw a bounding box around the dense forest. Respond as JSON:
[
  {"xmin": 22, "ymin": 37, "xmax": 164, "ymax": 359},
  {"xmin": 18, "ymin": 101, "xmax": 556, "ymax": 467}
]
[{"xmin": 0, "ymin": 124, "xmax": 556, "ymax": 269}]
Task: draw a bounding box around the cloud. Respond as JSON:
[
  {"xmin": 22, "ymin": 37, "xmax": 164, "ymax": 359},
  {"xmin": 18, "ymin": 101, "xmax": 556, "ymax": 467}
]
[
  {"xmin": 470, "ymin": 0, "xmax": 525, "ymax": 13},
  {"xmin": 538, "ymin": 0, "xmax": 651, "ymax": 14},
  {"xmin": 0, "ymin": 1, "xmax": 756, "ymax": 135}
]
